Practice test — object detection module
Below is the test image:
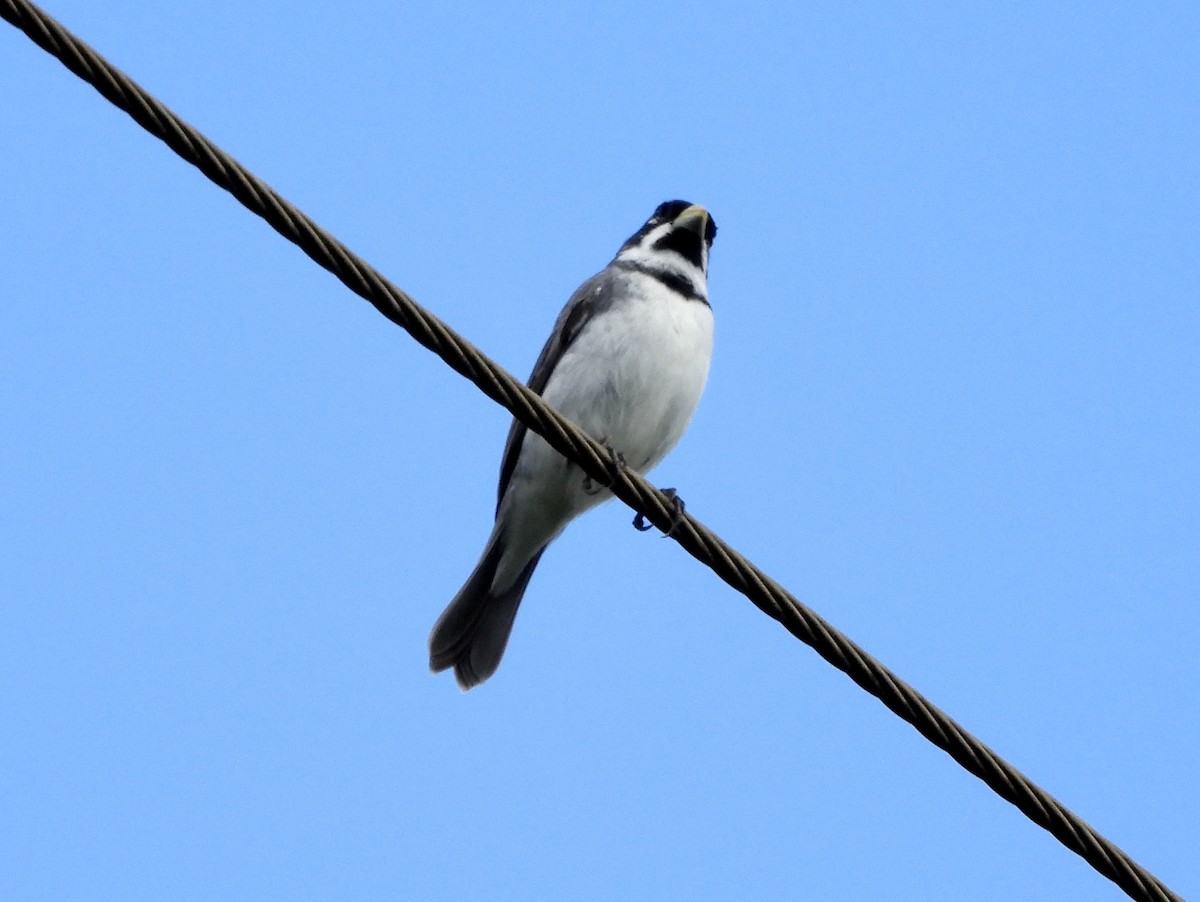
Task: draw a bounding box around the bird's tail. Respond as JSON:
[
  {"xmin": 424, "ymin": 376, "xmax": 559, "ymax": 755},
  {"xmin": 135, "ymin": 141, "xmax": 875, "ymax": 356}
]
[{"xmin": 428, "ymin": 535, "xmax": 545, "ymax": 690}]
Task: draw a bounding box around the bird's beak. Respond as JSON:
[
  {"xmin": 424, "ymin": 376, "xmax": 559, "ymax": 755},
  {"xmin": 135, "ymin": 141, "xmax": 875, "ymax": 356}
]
[{"xmin": 673, "ymin": 204, "xmax": 710, "ymax": 236}]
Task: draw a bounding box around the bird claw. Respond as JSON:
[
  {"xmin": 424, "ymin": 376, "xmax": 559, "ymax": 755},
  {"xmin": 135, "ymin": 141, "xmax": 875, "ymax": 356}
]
[
  {"xmin": 632, "ymin": 488, "xmax": 686, "ymax": 536},
  {"xmin": 582, "ymin": 443, "xmax": 626, "ymax": 495}
]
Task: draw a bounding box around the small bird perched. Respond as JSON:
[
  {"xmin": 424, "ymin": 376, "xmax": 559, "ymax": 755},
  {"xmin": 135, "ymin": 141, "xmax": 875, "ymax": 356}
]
[{"xmin": 429, "ymin": 201, "xmax": 717, "ymax": 689}]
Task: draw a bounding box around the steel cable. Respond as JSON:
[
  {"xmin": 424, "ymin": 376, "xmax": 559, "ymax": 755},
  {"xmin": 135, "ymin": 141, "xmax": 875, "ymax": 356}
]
[{"xmin": 0, "ymin": 2, "xmax": 1183, "ymax": 900}]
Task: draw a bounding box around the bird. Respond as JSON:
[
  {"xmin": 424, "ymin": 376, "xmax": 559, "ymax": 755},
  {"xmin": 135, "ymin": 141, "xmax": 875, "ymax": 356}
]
[{"xmin": 429, "ymin": 200, "xmax": 717, "ymax": 689}]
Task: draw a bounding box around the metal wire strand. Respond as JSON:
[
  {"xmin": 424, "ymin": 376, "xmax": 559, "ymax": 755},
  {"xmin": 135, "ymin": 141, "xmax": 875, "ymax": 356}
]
[{"xmin": 0, "ymin": 2, "xmax": 1182, "ymax": 901}]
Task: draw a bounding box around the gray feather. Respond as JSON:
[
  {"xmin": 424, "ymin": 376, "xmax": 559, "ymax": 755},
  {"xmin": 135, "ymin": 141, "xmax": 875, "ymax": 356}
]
[
  {"xmin": 495, "ymin": 270, "xmax": 618, "ymax": 512},
  {"xmin": 428, "ymin": 535, "xmax": 546, "ymax": 690}
]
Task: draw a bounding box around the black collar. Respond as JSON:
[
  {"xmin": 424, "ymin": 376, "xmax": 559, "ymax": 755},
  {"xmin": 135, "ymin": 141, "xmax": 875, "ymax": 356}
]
[{"xmin": 612, "ymin": 260, "xmax": 709, "ymax": 305}]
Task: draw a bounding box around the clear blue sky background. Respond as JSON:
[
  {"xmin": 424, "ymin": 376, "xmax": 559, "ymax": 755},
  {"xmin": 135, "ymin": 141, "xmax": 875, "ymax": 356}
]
[{"xmin": 2, "ymin": 3, "xmax": 1197, "ymax": 900}]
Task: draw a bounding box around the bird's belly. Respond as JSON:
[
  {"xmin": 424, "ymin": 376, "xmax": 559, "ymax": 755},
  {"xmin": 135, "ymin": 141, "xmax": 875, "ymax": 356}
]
[
  {"xmin": 494, "ymin": 290, "xmax": 713, "ymax": 582},
  {"xmin": 542, "ymin": 294, "xmax": 713, "ymax": 472}
]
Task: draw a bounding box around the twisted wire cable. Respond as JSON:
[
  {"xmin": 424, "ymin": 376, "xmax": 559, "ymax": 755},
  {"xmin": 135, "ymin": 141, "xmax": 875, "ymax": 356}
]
[{"xmin": 0, "ymin": 2, "xmax": 1182, "ymax": 900}]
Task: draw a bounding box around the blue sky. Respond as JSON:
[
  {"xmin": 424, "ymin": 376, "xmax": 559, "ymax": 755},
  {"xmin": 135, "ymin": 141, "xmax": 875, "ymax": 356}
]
[{"xmin": 2, "ymin": 2, "xmax": 1197, "ymax": 899}]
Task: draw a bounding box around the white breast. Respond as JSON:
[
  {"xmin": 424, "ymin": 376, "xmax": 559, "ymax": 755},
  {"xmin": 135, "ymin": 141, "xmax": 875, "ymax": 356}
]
[
  {"xmin": 492, "ymin": 272, "xmax": 713, "ymax": 587},
  {"xmin": 543, "ymin": 275, "xmax": 713, "ymax": 472}
]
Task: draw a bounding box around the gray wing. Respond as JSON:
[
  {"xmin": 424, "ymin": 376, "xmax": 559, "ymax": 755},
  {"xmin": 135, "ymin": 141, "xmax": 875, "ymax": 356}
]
[{"xmin": 495, "ymin": 269, "xmax": 617, "ymax": 513}]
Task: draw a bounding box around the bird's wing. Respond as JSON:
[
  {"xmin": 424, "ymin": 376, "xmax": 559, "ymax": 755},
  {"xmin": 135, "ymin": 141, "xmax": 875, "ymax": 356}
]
[{"xmin": 495, "ymin": 269, "xmax": 616, "ymax": 513}]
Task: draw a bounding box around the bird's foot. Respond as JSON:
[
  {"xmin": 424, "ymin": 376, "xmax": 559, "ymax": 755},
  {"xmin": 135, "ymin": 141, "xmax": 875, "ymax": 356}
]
[
  {"xmin": 582, "ymin": 443, "xmax": 626, "ymax": 496},
  {"xmin": 633, "ymin": 487, "xmax": 686, "ymax": 536}
]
